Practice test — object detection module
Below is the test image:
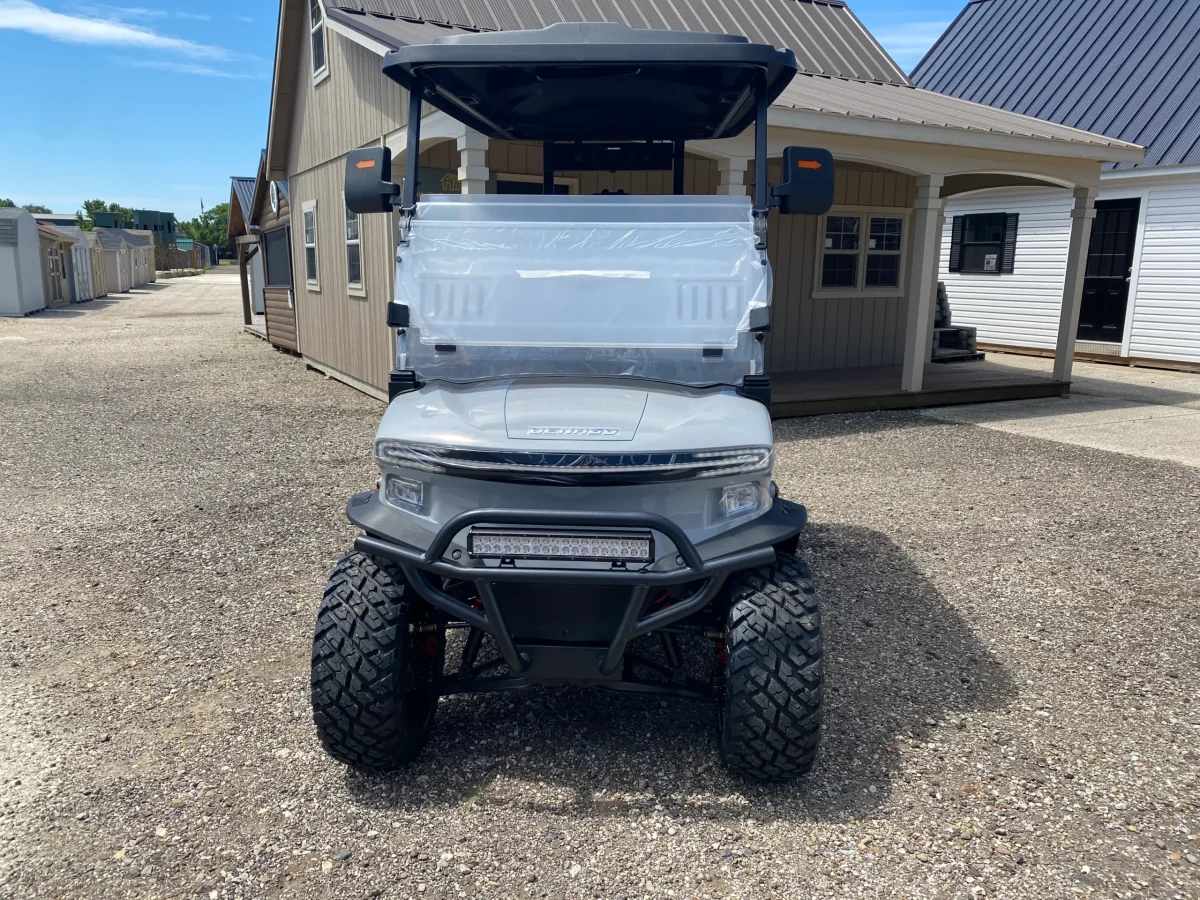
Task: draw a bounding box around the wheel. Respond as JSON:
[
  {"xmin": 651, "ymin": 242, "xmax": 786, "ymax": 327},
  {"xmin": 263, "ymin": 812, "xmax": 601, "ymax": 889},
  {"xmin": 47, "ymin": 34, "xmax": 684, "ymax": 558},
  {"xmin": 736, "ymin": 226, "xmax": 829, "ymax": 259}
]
[
  {"xmin": 311, "ymin": 551, "xmax": 442, "ymax": 770},
  {"xmin": 719, "ymin": 553, "xmax": 823, "ymax": 781}
]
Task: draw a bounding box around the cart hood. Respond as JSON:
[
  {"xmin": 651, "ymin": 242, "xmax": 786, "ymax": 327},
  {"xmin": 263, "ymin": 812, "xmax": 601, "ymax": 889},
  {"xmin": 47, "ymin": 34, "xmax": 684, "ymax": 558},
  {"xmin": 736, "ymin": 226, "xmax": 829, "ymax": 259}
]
[{"xmin": 375, "ymin": 380, "xmax": 773, "ymax": 454}]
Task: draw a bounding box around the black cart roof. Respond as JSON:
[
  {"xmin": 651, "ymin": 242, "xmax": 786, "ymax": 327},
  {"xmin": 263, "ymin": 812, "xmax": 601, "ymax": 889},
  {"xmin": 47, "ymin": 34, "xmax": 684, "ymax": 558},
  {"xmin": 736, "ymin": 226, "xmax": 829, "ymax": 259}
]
[{"xmin": 381, "ymin": 22, "xmax": 799, "ymax": 142}]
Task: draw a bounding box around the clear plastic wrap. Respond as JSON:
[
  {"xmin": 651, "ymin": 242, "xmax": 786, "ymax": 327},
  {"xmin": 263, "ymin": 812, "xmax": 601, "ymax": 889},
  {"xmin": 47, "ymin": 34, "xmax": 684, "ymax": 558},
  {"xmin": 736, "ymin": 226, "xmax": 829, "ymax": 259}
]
[{"xmin": 395, "ymin": 194, "xmax": 769, "ymax": 386}]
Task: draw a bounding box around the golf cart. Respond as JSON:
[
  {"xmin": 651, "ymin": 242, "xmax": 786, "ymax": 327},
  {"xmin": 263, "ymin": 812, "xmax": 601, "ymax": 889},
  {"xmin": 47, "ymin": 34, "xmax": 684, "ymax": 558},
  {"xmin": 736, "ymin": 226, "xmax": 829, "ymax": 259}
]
[{"xmin": 310, "ymin": 22, "xmax": 834, "ymax": 780}]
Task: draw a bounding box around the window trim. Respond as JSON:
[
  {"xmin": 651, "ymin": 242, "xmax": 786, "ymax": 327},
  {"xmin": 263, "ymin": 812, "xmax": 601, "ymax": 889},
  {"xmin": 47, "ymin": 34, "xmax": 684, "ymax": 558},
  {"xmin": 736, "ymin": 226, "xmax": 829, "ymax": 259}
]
[
  {"xmin": 309, "ymin": 0, "xmax": 329, "ymax": 84},
  {"xmin": 342, "ymin": 192, "xmax": 365, "ymax": 298},
  {"xmin": 812, "ymin": 206, "xmax": 910, "ymax": 299},
  {"xmin": 301, "ymin": 199, "xmax": 319, "ymax": 291},
  {"xmin": 949, "ymin": 212, "xmax": 1017, "ymax": 275}
]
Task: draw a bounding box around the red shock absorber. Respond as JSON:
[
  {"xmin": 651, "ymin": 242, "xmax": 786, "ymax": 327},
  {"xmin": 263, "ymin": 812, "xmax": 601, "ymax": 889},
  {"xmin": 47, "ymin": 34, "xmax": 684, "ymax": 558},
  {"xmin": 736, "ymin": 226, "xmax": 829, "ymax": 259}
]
[{"xmin": 714, "ymin": 638, "xmax": 728, "ymax": 665}]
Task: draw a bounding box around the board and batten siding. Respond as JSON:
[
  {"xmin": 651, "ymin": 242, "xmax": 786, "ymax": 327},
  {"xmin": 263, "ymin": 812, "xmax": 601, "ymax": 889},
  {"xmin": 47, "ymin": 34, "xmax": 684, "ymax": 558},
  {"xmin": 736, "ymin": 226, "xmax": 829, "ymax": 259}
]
[
  {"xmin": 765, "ymin": 162, "xmax": 916, "ymax": 372},
  {"xmin": 291, "ymin": 155, "xmax": 398, "ymax": 389},
  {"xmin": 287, "ymin": 28, "xmax": 409, "ymax": 179},
  {"xmin": 1126, "ymin": 178, "xmax": 1200, "ymax": 364},
  {"xmin": 940, "ymin": 187, "xmax": 1074, "ymax": 349}
]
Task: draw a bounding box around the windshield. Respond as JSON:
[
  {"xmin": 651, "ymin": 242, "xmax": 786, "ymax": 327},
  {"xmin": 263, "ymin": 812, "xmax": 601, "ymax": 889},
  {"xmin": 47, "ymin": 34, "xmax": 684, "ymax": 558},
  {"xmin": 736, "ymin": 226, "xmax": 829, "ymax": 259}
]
[{"xmin": 395, "ymin": 194, "xmax": 770, "ymax": 386}]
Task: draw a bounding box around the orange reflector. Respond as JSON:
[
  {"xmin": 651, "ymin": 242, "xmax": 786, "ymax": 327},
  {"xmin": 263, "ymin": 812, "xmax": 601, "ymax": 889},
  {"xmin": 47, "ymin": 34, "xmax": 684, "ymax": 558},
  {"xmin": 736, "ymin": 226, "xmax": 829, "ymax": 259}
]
[
  {"xmin": 355, "ymin": 160, "xmax": 376, "ymax": 169},
  {"xmin": 796, "ymin": 160, "xmax": 823, "ymax": 169}
]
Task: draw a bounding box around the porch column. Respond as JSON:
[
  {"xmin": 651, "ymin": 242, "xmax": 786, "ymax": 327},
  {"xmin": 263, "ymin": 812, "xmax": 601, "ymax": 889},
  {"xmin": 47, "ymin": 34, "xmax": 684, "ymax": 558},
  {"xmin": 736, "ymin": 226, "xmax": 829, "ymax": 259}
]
[
  {"xmin": 717, "ymin": 157, "xmax": 750, "ymax": 196},
  {"xmin": 1053, "ymin": 185, "xmax": 1099, "ymax": 383},
  {"xmin": 900, "ymin": 175, "xmax": 945, "ymax": 392},
  {"xmin": 457, "ymin": 129, "xmax": 489, "ymax": 194},
  {"xmin": 236, "ymin": 241, "xmax": 252, "ymax": 326}
]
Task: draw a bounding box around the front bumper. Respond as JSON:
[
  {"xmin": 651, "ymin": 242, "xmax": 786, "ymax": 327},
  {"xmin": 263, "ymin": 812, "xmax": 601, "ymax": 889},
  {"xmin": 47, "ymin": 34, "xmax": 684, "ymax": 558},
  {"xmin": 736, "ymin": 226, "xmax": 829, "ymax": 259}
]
[{"xmin": 346, "ymin": 491, "xmax": 806, "ymax": 684}]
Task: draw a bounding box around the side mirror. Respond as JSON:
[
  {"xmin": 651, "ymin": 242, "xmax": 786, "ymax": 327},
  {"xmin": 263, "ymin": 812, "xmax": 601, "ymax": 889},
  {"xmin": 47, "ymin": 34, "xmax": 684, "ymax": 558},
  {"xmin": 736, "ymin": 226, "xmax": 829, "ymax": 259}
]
[
  {"xmin": 345, "ymin": 147, "xmax": 399, "ymax": 214},
  {"xmin": 772, "ymin": 147, "xmax": 834, "ymax": 215}
]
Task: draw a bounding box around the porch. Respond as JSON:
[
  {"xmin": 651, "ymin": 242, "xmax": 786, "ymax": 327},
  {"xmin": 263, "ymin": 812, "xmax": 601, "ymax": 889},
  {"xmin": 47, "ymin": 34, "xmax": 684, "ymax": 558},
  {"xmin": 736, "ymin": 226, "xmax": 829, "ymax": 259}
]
[{"xmin": 771, "ymin": 356, "xmax": 1061, "ymax": 417}]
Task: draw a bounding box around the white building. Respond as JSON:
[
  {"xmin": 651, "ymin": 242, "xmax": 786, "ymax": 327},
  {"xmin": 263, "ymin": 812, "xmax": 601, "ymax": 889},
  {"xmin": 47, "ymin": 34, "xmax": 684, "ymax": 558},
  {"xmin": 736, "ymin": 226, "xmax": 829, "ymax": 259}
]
[
  {"xmin": 0, "ymin": 208, "xmax": 45, "ymax": 316},
  {"xmin": 914, "ymin": 0, "xmax": 1200, "ymax": 367}
]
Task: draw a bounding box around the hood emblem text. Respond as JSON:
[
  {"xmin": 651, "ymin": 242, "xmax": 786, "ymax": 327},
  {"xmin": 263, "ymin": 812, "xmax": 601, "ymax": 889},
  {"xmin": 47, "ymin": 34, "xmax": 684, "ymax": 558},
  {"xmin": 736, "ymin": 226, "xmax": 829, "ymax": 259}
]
[{"xmin": 528, "ymin": 427, "xmax": 621, "ymax": 436}]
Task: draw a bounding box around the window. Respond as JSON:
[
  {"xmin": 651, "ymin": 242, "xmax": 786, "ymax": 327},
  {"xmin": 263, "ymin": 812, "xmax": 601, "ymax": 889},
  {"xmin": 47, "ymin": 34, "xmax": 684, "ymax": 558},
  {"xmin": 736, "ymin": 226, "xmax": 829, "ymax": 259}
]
[
  {"xmin": 264, "ymin": 228, "xmax": 292, "ymax": 287},
  {"xmin": 302, "ymin": 200, "xmax": 318, "ymax": 286},
  {"xmin": 309, "ymin": 0, "xmax": 327, "ymax": 78},
  {"xmin": 949, "ymin": 212, "xmax": 1019, "ymax": 274},
  {"xmin": 345, "ymin": 201, "xmax": 363, "ymax": 293},
  {"xmin": 818, "ymin": 212, "xmax": 906, "ymax": 293}
]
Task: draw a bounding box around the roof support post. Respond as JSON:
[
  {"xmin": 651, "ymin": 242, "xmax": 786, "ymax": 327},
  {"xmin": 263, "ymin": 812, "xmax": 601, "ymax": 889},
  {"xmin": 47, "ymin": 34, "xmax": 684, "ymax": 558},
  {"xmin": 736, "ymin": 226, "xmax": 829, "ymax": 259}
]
[
  {"xmin": 900, "ymin": 174, "xmax": 945, "ymax": 393},
  {"xmin": 1053, "ymin": 185, "xmax": 1099, "ymax": 383},
  {"xmin": 402, "ymin": 86, "xmax": 423, "ymax": 211},
  {"xmin": 717, "ymin": 157, "xmax": 750, "ymax": 196},
  {"xmin": 673, "ymin": 140, "xmax": 686, "ymax": 195},
  {"xmin": 237, "ymin": 241, "xmax": 252, "ymax": 326},
  {"xmin": 457, "ymin": 129, "xmax": 489, "ymax": 195}
]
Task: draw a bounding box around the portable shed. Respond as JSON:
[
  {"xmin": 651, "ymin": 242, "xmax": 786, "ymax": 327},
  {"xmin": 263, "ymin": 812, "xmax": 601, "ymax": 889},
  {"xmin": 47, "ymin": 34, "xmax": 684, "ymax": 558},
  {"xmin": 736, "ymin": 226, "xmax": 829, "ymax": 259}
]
[
  {"xmin": 0, "ymin": 207, "xmax": 46, "ymax": 316},
  {"xmin": 81, "ymin": 231, "xmax": 108, "ymax": 297},
  {"xmin": 230, "ymin": 165, "xmax": 267, "ymax": 323},
  {"xmin": 93, "ymin": 228, "xmax": 134, "ymax": 293},
  {"xmin": 262, "ymin": 0, "xmax": 1142, "ymax": 413},
  {"xmin": 56, "ymin": 225, "xmax": 105, "ymax": 301},
  {"xmin": 914, "ymin": 0, "xmax": 1200, "ymax": 368},
  {"xmin": 247, "ymin": 169, "xmax": 298, "ymax": 352},
  {"xmin": 36, "ymin": 223, "xmax": 75, "ymax": 308}
]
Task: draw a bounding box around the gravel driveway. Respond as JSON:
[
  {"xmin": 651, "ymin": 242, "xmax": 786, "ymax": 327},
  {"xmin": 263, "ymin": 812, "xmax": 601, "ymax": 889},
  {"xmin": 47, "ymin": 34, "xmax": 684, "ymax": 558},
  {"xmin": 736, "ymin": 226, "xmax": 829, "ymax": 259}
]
[{"xmin": 1, "ymin": 275, "xmax": 1197, "ymax": 900}]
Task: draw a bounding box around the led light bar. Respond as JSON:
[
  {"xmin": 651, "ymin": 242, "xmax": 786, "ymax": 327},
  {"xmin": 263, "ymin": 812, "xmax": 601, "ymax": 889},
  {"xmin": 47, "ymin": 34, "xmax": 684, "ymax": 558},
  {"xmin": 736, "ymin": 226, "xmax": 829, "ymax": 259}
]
[{"xmin": 467, "ymin": 528, "xmax": 654, "ymax": 562}]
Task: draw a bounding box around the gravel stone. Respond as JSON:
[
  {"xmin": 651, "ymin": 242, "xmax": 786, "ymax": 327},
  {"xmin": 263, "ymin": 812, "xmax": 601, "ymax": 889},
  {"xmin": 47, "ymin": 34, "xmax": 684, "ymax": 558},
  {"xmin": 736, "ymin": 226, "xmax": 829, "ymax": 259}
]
[{"xmin": 1, "ymin": 274, "xmax": 1198, "ymax": 899}]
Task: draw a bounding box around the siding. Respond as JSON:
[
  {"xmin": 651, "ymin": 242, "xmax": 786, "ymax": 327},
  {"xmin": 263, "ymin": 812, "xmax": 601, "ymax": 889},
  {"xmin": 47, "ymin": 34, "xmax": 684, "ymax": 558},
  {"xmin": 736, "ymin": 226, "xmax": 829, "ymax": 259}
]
[
  {"xmin": 1127, "ymin": 179, "xmax": 1200, "ymax": 363},
  {"xmin": 765, "ymin": 162, "xmax": 916, "ymax": 372},
  {"xmin": 940, "ymin": 187, "xmax": 1074, "ymax": 349},
  {"xmin": 292, "ymin": 155, "xmax": 397, "ymax": 387},
  {"xmin": 288, "ymin": 29, "xmax": 409, "ymax": 178}
]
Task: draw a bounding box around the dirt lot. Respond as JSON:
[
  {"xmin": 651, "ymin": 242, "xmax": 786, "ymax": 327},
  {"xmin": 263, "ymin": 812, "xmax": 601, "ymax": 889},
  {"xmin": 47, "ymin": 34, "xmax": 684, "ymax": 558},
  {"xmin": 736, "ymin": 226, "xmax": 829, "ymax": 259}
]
[{"xmin": 1, "ymin": 275, "xmax": 1198, "ymax": 900}]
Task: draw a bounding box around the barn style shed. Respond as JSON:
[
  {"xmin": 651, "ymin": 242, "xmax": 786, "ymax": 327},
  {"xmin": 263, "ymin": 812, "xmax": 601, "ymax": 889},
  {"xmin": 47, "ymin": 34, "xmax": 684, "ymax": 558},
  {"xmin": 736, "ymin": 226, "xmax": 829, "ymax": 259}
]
[
  {"xmin": 0, "ymin": 208, "xmax": 46, "ymax": 316},
  {"xmin": 261, "ymin": 0, "xmax": 1141, "ymax": 414},
  {"xmin": 914, "ymin": 0, "xmax": 1200, "ymax": 368},
  {"xmin": 229, "ymin": 161, "xmax": 267, "ymax": 328}
]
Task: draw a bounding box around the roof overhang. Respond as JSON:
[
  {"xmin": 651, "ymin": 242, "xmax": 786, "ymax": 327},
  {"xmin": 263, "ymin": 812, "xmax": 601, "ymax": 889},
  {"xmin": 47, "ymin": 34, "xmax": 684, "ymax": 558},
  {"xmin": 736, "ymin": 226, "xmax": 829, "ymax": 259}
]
[{"xmin": 769, "ymin": 105, "xmax": 1144, "ymax": 164}]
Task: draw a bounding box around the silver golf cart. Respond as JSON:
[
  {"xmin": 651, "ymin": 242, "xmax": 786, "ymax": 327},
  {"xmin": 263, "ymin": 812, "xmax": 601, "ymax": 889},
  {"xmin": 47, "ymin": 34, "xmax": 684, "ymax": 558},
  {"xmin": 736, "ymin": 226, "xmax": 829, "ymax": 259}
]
[{"xmin": 311, "ymin": 22, "xmax": 835, "ymax": 780}]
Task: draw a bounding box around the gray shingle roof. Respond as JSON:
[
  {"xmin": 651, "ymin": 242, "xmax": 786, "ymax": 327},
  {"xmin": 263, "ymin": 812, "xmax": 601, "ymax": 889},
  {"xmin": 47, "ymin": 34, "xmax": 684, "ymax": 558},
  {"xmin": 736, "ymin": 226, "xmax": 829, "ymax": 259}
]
[
  {"xmin": 911, "ymin": 0, "xmax": 1200, "ymax": 168},
  {"xmin": 93, "ymin": 228, "xmax": 149, "ymax": 250},
  {"xmin": 327, "ymin": 0, "xmax": 909, "ymax": 83}
]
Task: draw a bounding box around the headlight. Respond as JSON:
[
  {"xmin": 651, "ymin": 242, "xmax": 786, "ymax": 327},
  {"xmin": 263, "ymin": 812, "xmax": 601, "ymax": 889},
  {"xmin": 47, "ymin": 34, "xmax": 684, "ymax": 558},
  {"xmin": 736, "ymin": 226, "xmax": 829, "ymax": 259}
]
[
  {"xmin": 720, "ymin": 483, "xmax": 760, "ymax": 518},
  {"xmin": 374, "ymin": 440, "xmax": 773, "ymax": 486},
  {"xmin": 382, "ymin": 474, "xmax": 424, "ymax": 512}
]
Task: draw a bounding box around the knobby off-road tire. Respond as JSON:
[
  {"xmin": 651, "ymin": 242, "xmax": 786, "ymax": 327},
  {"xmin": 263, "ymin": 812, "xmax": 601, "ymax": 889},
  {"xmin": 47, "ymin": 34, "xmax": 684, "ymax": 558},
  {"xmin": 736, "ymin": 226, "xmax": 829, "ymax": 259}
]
[
  {"xmin": 720, "ymin": 554, "xmax": 823, "ymax": 781},
  {"xmin": 311, "ymin": 551, "xmax": 441, "ymax": 770}
]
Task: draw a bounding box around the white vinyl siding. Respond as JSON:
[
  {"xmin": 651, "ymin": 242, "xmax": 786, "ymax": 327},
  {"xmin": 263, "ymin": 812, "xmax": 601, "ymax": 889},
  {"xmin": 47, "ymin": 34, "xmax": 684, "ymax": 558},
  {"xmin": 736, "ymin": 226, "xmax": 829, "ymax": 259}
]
[
  {"xmin": 1126, "ymin": 180, "xmax": 1200, "ymax": 364},
  {"xmin": 940, "ymin": 187, "xmax": 1073, "ymax": 349},
  {"xmin": 942, "ymin": 177, "xmax": 1200, "ymax": 365}
]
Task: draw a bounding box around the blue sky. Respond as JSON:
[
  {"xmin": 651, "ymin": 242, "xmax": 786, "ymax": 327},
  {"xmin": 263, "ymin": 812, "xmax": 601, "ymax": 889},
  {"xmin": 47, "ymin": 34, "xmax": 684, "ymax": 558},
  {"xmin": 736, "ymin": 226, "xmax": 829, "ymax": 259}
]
[{"xmin": 0, "ymin": 0, "xmax": 963, "ymax": 222}]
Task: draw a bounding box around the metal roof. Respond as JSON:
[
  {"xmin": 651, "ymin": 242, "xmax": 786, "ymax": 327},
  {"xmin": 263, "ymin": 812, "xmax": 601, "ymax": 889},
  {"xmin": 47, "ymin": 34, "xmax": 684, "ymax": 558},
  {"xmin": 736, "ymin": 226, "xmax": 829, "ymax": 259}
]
[
  {"xmin": 774, "ymin": 74, "xmax": 1140, "ymax": 154},
  {"xmin": 911, "ymin": 0, "xmax": 1200, "ymax": 168},
  {"xmin": 327, "ymin": 0, "xmax": 909, "ymax": 83},
  {"xmin": 231, "ymin": 176, "xmax": 257, "ymax": 220}
]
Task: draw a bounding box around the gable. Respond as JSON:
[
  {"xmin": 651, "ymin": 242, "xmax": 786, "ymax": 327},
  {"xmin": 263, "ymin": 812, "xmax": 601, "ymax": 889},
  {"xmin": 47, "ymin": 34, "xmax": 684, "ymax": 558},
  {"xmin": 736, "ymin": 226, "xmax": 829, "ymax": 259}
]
[{"xmin": 912, "ymin": 0, "xmax": 1200, "ymax": 167}]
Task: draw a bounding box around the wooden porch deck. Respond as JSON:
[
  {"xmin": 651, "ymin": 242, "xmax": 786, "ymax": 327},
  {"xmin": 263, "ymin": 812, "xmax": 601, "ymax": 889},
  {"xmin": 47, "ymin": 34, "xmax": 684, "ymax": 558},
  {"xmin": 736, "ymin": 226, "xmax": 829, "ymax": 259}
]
[{"xmin": 771, "ymin": 357, "xmax": 1065, "ymax": 418}]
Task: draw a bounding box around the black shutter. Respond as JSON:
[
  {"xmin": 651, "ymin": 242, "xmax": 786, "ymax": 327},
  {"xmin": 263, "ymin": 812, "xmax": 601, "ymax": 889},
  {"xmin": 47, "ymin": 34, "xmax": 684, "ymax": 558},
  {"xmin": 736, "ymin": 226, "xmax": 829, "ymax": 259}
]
[
  {"xmin": 948, "ymin": 215, "xmax": 964, "ymax": 272},
  {"xmin": 1000, "ymin": 212, "xmax": 1019, "ymax": 273}
]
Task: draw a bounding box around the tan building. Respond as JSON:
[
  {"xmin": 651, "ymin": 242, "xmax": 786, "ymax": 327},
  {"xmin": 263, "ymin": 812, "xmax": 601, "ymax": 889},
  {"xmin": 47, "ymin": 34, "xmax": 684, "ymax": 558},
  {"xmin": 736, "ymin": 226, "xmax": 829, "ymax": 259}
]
[{"xmin": 262, "ymin": 0, "xmax": 1141, "ymax": 413}]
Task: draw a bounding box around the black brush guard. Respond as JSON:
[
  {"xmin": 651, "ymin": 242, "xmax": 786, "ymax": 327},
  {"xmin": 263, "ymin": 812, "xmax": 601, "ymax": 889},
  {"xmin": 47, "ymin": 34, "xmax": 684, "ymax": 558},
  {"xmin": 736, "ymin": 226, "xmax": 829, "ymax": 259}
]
[{"xmin": 347, "ymin": 492, "xmax": 806, "ymax": 698}]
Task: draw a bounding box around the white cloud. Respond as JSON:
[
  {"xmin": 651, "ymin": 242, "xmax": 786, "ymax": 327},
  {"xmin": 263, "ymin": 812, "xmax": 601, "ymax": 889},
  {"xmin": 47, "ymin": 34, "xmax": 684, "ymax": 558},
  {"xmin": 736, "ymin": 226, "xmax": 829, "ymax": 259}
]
[
  {"xmin": 872, "ymin": 20, "xmax": 951, "ymax": 71},
  {"xmin": 117, "ymin": 57, "xmax": 264, "ymax": 79},
  {"xmin": 0, "ymin": 0, "xmax": 232, "ymax": 59},
  {"xmin": 174, "ymin": 11, "xmax": 210, "ymax": 21}
]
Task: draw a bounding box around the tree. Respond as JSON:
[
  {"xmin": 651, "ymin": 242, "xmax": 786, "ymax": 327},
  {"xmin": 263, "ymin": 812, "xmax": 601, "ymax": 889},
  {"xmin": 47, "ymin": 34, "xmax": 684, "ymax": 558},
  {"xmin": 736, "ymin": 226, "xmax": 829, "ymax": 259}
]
[
  {"xmin": 179, "ymin": 202, "xmax": 231, "ymax": 256},
  {"xmin": 76, "ymin": 199, "xmax": 134, "ymax": 230},
  {"xmin": 0, "ymin": 199, "xmax": 14, "ymax": 208},
  {"xmin": 22, "ymin": 204, "xmax": 52, "ymax": 214}
]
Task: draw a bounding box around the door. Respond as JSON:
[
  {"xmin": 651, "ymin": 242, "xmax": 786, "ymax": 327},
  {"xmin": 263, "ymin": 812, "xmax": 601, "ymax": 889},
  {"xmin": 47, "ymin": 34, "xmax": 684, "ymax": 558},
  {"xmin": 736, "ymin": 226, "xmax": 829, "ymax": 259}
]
[{"xmin": 1078, "ymin": 198, "xmax": 1140, "ymax": 343}]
